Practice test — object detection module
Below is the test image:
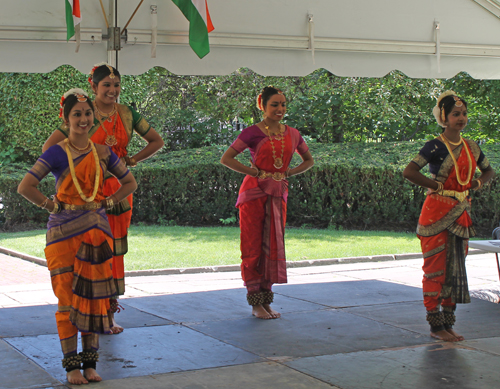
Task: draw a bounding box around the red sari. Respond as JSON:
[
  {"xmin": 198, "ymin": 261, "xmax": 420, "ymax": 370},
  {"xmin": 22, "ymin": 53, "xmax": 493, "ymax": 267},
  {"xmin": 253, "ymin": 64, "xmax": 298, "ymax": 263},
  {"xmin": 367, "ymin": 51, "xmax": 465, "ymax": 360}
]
[{"xmin": 231, "ymin": 125, "xmax": 309, "ymax": 294}]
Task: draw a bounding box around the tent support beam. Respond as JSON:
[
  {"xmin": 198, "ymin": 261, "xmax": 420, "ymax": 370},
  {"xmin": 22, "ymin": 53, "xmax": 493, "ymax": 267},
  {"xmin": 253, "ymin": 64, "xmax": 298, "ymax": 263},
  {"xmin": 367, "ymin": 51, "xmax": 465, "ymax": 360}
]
[
  {"xmin": 471, "ymin": 0, "xmax": 500, "ymax": 18},
  {"xmin": 3, "ymin": 25, "xmax": 500, "ymax": 59},
  {"xmin": 126, "ymin": 29, "xmax": 500, "ymax": 58}
]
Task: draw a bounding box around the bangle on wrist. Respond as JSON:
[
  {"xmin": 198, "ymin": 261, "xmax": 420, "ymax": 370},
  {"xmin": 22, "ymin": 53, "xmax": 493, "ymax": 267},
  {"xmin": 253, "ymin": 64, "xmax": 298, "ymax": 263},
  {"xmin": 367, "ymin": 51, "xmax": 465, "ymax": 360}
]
[
  {"xmin": 105, "ymin": 196, "xmax": 115, "ymax": 210},
  {"xmin": 37, "ymin": 197, "xmax": 49, "ymax": 209},
  {"xmin": 473, "ymin": 178, "xmax": 483, "ymax": 191},
  {"xmin": 286, "ymin": 168, "xmax": 291, "ymax": 178},
  {"xmin": 433, "ymin": 181, "xmax": 443, "ymax": 193},
  {"xmin": 251, "ymin": 168, "xmax": 259, "ymax": 178},
  {"xmin": 125, "ymin": 155, "xmax": 137, "ymax": 167},
  {"xmin": 49, "ymin": 202, "xmax": 61, "ymax": 214}
]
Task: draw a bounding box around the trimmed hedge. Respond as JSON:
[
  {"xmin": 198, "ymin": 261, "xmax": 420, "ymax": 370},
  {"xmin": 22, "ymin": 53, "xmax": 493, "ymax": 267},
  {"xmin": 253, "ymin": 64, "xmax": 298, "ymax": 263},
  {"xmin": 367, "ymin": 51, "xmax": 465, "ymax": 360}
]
[{"xmin": 2, "ymin": 142, "xmax": 500, "ymax": 236}]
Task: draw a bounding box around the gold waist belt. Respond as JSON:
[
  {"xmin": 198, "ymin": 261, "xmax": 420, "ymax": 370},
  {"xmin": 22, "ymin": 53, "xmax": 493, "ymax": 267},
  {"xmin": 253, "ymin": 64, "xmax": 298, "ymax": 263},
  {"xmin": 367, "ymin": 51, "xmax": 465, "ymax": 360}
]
[
  {"xmin": 258, "ymin": 170, "xmax": 286, "ymax": 181},
  {"xmin": 439, "ymin": 189, "xmax": 469, "ymax": 203},
  {"xmin": 61, "ymin": 202, "xmax": 103, "ymax": 211}
]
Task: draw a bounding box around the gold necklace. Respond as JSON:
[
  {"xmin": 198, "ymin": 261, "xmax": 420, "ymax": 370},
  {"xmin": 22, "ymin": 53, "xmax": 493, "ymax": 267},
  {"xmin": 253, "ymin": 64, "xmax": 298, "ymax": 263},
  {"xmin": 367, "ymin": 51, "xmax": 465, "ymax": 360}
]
[
  {"xmin": 440, "ymin": 134, "xmax": 472, "ymax": 186},
  {"xmin": 263, "ymin": 120, "xmax": 285, "ymax": 169},
  {"xmin": 95, "ymin": 103, "xmax": 118, "ymax": 147},
  {"xmin": 64, "ymin": 139, "xmax": 100, "ymax": 202},
  {"xmin": 95, "ymin": 103, "xmax": 117, "ymax": 123},
  {"xmin": 67, "ymin": 143, "xmax": 91, "ymax": 155},
  {"xmin": 67, "ymin": 139, "xmax": 90, "ymax": 153},
  {"xmin": 441, "ymin": 133, "xmax": 462, "ymax": 146}
]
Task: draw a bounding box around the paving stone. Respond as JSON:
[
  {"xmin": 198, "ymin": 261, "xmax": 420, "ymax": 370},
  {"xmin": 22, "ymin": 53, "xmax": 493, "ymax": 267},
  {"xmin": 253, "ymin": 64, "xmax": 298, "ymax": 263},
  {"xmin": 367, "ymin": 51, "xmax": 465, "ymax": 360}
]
[{"xmin": 286, "ymin": 343, "xmax": 500, "ymax": 389}]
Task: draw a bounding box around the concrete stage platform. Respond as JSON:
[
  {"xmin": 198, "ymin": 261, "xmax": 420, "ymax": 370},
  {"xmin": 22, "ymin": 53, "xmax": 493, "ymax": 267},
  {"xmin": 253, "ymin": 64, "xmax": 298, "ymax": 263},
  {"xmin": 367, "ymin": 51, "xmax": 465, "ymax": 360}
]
[{"xmin": 1, "ymin": 252, "xmax": 500, "ymax": 388}]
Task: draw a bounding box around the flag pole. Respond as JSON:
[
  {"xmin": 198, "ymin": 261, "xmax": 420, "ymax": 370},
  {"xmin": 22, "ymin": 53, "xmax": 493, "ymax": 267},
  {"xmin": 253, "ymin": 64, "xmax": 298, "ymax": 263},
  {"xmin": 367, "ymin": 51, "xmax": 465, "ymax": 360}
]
[
  {"xmin": 122, "ymin": 0, "xmax": 145, "ymax": 34},
  {"xmin": 98, "ymin": 0, "xmax": 109, "ymax": 29}
]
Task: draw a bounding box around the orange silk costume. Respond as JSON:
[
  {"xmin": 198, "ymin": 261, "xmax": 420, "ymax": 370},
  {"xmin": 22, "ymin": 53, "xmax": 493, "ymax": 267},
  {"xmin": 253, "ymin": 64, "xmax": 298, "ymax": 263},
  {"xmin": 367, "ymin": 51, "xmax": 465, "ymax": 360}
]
[
  {"xmin": 231, "ymin": 125, "xmax": 309, "ymax": 294},
  {"xmin": 411, "ymin": 138, "xmax": 490, "ymax": 314},
  {"xmin": 29, "ymin": 143, "xmax": 129, "ymax": 358},
  {"xmin": 58, "ymin": 104, "xmax": 151, "ymax": 296}
]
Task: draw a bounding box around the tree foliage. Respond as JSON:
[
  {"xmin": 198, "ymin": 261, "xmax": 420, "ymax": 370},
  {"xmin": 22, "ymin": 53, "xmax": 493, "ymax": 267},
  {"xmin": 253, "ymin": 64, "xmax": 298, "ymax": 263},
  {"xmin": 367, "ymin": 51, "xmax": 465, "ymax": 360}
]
[{"xmin": 1, "ymin": 66, "xmax": 500, "ymax": 165}]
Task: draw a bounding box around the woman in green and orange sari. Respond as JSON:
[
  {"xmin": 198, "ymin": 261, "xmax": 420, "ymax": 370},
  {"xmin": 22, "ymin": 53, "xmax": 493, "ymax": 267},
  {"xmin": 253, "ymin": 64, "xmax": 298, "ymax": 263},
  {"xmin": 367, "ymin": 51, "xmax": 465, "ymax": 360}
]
[
  {"xmin": 43, "ymin": 64, "xmax": 164, "ymax": 333},
  {"xmin": 403, "ymin": 91, "xmax": 494, "ymax": 342},
  {"xmin": 19, "ymin": 89, "xmax": 137, "ymax": 384}
]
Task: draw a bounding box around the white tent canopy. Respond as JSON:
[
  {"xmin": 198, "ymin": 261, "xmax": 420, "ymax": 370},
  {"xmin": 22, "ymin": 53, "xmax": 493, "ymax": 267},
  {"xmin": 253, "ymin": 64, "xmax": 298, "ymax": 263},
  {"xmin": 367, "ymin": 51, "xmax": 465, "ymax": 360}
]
[{"xmin": 2, "ymin": 0, "xmax": 500, "ymax": 78}]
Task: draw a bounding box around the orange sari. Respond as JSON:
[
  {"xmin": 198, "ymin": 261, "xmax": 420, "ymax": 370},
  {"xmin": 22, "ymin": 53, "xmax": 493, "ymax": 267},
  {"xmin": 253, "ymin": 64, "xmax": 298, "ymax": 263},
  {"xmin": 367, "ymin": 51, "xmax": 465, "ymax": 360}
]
[
  {"xmin": 56, "ymin": 105, "xmax": 150, "ymax": 297},
  {"xmin": 89, "ymin": 104, "xmax": 151, "ymax": 296},
  {"xmin": 30, "ymin": 143, "xmax": 128, "ymax": 358}
]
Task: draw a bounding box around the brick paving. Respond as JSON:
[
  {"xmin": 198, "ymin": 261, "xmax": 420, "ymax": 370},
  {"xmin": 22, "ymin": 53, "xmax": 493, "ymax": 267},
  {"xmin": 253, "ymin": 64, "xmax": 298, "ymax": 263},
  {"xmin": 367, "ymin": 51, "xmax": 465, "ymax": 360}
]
[{"xmin": 0, "ymin": 253, "xmax": 49, "ymax": 286}]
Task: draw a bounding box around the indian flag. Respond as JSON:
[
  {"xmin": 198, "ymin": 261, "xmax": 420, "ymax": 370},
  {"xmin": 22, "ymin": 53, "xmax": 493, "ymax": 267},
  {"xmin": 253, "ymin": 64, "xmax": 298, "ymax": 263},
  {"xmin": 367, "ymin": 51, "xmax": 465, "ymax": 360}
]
[
  {"xmin": 65, "ymin": 0, "xmax": 81, "ymax": 41},
  {"xmin": 172, "ymin": 0, "xmax": 214, "ymax": 59}
]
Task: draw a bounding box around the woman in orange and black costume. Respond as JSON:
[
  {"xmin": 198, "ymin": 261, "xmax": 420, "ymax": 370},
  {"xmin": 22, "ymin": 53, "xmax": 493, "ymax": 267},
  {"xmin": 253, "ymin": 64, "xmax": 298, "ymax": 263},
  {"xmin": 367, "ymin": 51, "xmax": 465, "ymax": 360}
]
[{"xmin": 403, "ymin": 91, "xmax": 494, "ymax": 342}]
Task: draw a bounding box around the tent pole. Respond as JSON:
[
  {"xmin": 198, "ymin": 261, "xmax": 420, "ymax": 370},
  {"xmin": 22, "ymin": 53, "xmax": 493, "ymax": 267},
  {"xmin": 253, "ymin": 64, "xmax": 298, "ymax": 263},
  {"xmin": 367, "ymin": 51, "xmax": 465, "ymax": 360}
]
[{"xmin": 115, "ymin": 0, "xmax": 119, "ymax": 73}]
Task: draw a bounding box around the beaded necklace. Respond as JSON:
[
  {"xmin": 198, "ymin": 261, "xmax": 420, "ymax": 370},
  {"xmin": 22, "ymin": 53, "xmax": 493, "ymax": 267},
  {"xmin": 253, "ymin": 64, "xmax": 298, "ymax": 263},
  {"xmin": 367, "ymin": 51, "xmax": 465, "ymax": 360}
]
[
  {"xmin": 64, "ymin": 139, "xmax": 100, "ymax": 202},
  {"xmin": 263, "ymin": 120, "xmax": 285, "ymax": 169},
  {"xmin": 439, "ymin": 134, "xmax": 473, "ymax": 186}
]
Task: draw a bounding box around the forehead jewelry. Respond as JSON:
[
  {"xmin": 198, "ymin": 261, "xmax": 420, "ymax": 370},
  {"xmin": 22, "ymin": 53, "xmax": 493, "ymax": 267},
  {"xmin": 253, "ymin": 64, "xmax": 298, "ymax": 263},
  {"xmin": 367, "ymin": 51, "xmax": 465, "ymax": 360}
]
[
  {"xmin": 453, "ymin": 96, "xmax": 463, "ymax": 107},
  {"xmin": 75, "ymin": 94, "xmax": 87, "ymax": 102},
  {"xmin": 106, "ymin": 65, "xmax": 116, "ymax": 79}
]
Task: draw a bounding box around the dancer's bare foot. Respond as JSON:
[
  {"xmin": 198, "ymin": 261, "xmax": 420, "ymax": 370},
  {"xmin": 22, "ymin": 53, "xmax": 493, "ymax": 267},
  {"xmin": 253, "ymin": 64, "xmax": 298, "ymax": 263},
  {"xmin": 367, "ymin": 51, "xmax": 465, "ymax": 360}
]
[
  {"xmin": 83, "ymin": 368, "xmax": 102, "ymax": 382},
  {"xmin": 431, "ymin": 329, "xmax": 459, "ymax": 342},
  {"xmin": 446, "ymin": 328, "xmax": 464, "ymax": 341},
  {"xmin": 263, "ymin": 303, "xmax": 281, "ymax": 319},
  {"xmin": 252, "ymin": 304, "xmax": 272, "ymax": 319},
  {"xmin": 108, "ymin": 312, "xmax": 124, "ymax": 334},
  {"xmin": 67, "ymin": 369, "xmax": 88, "ymax": 385}
]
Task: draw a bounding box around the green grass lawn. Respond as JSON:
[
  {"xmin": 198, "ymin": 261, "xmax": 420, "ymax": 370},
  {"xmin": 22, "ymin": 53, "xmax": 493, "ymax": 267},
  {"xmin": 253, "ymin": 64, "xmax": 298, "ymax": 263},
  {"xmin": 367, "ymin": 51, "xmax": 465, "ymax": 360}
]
[{"xmin": 0, "ymin": 225, "xmax": 421, "ymax": 271}]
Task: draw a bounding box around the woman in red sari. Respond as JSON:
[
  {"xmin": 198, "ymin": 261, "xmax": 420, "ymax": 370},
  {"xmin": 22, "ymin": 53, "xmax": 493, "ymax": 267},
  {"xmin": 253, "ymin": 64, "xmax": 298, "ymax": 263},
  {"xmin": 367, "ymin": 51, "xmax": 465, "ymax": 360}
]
[
  {"xmin": 403, "ymin": 91, "xmax": 494, "ymax": 342},
  {"xmin": 221, "ymin": 86, "xmax": 314, "ymax": 319},
  {"xmin": 43, "ymin": 64, "xmax": 164, "ymax": 333},
  {"xmin": 18, "ymin": 89, "xmax": 137, "ymax": 384}
]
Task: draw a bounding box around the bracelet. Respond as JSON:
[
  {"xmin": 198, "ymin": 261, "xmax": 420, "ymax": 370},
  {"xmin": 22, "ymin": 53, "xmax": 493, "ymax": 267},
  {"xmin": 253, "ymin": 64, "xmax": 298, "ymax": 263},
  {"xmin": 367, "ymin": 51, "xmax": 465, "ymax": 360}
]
[
  {"xmin": 49, "ymin": 202, "xmax": 61, "ymax": 214},
  {"xmin": 251, "ymin": 168, "xmax": 259, "ymax": 178},
  {"xmin": 285, "ymin": 168, "xmax": 291, "ymax": 178},
  {"xmin": 473, "ymin": 178, "xmax": 483, "ymax": 191},
  {"xmin": 37, "ymin": 197, "xmax": 49, "ymax": 209},
  {"xmin": 125, "ymin": 155, "xmax": 137, "ymax": 167},
  {"xmin": 432, "ymin": 181, "xmax": 443, "ymax": 194},
  {"xmin": 105, "ymin": 196, "xmax": 115, "ymax": 210}
]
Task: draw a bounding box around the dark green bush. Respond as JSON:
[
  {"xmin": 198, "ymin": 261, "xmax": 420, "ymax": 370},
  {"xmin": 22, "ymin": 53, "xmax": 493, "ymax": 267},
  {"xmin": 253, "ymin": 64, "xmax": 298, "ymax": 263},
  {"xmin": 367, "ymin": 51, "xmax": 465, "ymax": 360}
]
[{"xmin": 2, "ymin": 142, "xmax": 500, "ymax": 236}]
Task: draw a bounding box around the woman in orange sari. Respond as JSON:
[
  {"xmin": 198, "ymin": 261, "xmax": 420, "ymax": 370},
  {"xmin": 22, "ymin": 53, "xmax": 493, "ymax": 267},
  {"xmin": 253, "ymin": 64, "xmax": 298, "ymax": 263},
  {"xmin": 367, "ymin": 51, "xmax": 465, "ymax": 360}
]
[
  {"xmin": 43, "ymin": 64, "xmax": 164, "ymax": 333},
  {"xmin": 19, "ymin": 89, "xmax": 137, "ymax": 384},
  {"xmin": 221, "ymin": 86, "xmax": 314, "ymax": 319},
  {"xmin": 403, "ymin": 91, "xmax": 494, "ymax": 342}
]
